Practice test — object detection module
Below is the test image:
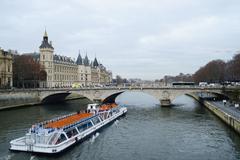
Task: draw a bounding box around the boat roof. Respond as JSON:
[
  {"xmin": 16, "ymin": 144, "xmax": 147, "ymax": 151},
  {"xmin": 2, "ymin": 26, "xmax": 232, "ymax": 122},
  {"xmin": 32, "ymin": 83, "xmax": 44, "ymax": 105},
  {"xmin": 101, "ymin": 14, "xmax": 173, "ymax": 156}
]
[{"xmin": 44, "ymin": 113, "xmax": 93, "ymax": 129}]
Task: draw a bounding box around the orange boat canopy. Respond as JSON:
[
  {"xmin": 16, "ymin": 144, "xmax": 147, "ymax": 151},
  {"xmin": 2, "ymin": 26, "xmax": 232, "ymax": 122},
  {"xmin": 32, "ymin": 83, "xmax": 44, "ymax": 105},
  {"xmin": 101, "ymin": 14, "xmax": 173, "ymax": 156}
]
[{"xmin": 44, "ymin": 113, "xmax": 93, "ymax": 129}]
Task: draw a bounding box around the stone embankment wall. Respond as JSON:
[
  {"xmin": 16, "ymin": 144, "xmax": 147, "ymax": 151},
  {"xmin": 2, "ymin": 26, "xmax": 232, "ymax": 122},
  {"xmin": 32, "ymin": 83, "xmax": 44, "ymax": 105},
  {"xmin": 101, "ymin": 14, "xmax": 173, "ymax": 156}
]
[
  {"xmin": 0, "ymin": 91, "xmax": 84, "ymax": 110},
  {"xmin": 187, "ymin": 93, "xmax": 240, "ymax": 134},
  {"xmin": 0, "ymin": 91, "xmax": 40, "ymax": 110}
]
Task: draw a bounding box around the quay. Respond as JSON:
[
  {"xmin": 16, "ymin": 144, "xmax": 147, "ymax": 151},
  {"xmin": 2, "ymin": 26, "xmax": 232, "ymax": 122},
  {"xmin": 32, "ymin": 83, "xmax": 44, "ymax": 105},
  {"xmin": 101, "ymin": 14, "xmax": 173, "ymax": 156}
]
[{"xmin": 187, "ymin": 93, "xmax": 240, "ymax": 134}]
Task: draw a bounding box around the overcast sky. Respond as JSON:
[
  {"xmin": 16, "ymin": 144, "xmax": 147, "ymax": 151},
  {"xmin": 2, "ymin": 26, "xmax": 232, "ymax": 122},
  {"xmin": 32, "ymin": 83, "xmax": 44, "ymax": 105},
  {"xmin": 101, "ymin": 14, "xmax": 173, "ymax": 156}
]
[{"xmin": 1, "ymin": 0, "xmax": 240, "ymax": 80}]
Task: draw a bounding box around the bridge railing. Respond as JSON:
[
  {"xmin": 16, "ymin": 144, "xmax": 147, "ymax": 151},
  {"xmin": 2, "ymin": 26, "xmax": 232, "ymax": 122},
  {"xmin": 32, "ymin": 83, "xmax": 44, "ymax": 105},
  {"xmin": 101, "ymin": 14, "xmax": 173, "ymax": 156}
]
[{"xmin": 0, "ymin": 85, "xmax": 237, "ymax": 93}]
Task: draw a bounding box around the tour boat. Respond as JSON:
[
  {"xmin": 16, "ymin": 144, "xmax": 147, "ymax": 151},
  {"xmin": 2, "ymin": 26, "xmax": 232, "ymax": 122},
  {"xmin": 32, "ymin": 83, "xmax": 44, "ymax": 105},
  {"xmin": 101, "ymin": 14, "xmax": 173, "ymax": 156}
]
[{"xmin": 9, "ymin": 103, "xmax": 127, "ymax": 154}]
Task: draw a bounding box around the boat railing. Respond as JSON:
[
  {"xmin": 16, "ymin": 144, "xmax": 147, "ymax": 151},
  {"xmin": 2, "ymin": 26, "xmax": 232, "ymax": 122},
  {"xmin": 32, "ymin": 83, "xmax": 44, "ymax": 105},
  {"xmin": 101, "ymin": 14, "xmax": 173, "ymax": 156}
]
[{"xmin": 39, "ymin": 112, "xmax": 77, "ymax": 129}]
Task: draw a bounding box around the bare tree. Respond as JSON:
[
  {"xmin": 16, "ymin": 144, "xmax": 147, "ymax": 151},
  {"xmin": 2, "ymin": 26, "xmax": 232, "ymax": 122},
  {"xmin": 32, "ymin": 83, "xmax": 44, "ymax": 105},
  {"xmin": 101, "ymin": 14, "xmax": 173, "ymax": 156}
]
[
  {"xmin": 193, "ymin": 60, "xmax": 225, "ymax": 83},
  {"xmin": 116, "ymin": 75, "xmax": 123, "ymax": 85},
  {"xmin": 13, "ymin": 55, "xmax": 44, "ymax": 88}
]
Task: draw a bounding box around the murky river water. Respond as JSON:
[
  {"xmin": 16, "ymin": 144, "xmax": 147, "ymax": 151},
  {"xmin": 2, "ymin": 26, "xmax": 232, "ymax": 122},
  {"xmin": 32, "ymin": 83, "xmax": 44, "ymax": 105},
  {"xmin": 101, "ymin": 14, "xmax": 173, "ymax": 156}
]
[{"xmin": 0, "ymin": 92, "xmax": 240, "ymax": 160}]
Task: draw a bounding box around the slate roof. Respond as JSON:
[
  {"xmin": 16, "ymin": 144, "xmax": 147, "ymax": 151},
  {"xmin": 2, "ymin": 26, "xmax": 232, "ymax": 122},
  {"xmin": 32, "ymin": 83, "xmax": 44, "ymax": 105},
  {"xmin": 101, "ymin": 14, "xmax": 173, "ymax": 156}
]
[
  {"xmin": 76, "ymin": 53, "xmax": 83, "ymax": 65},
  {"xmin": 39, "ymin": 40, "xmax": 54, "ymax": 49},
  {"xmin": 83, "ymin": 55, "xmax": 90, "ymax": 66},
  {"xmin": 39, "ymin": 31, "xmax": 54, "ymax": 49},
  {"xmin": 53, "ymin": 55, "xmax": 75, "ymax": 64}
]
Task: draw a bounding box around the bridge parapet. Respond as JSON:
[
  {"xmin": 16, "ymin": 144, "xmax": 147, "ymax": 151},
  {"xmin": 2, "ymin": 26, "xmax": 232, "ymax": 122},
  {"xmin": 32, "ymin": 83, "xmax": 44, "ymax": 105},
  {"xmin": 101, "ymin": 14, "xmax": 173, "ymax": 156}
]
[{"xmin": 0, "ymin": 86, "xmax": 225, "ymax": 93}]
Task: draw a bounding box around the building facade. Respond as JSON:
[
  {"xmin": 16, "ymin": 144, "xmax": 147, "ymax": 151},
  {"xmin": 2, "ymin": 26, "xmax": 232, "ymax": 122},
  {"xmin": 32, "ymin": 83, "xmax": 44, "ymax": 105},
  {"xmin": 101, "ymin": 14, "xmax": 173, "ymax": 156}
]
[
  {"xmin": 52, "ymin": 55, "xmax": 78, "ymax": 88},
  {"xmin": 0, "ymin": 49, "xmax": 13, "ymax": 88},
  {"xmin": 38, "ymin": 30, "xmax": 112, "ymax": 88},
  {"xmin": 76, "ymin": 53, "xmax": 91, "ymax": 87}
]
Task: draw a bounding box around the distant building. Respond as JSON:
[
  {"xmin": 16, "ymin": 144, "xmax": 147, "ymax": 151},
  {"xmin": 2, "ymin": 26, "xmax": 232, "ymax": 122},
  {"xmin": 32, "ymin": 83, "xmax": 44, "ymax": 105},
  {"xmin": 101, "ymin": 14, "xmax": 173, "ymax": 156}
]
[
  {"xmin": 91, "ymin": 57, "xmax": 112, "ymax": 86},
  {"xmin": 0, "ymin": 49, "xmax": 13, "ymax": 88},
  {"xmin": 163, "ymin": 73, "xmax": 193, "ymax": 86}
]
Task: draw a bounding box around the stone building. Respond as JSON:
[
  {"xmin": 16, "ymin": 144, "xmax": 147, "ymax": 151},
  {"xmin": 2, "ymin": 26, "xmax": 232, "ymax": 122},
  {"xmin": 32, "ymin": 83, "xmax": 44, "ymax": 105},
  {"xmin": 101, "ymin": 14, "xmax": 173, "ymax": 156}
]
[
  {"xmin": 0, "ymin": 49, "xmax": 13, "ymax": 88},
  {"xmin": 38, "ymin": 30, "xmax": 112, "ymax": 88}
]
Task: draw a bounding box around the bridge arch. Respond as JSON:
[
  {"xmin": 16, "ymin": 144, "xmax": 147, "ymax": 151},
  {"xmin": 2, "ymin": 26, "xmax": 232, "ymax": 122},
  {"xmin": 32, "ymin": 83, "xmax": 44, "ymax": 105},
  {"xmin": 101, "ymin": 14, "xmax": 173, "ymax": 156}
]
[
  {"xmin": 41, "ymin": 91, "xmax": 98, "ymax": 104},
  {"xmin": 41, "ymin": 92, "xmax": 71, "ymax": 104},
  {"xmin": 101, "ymin": 91, "xmax": 124, "ymax": 104}
]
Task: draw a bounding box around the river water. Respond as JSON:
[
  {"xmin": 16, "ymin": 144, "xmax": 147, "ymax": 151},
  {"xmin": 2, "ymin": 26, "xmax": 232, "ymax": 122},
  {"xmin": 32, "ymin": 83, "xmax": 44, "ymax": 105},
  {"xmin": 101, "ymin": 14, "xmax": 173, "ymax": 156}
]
[{"xmin": 0, "ymin": 92, "xmax": 240, "ymax": 160}]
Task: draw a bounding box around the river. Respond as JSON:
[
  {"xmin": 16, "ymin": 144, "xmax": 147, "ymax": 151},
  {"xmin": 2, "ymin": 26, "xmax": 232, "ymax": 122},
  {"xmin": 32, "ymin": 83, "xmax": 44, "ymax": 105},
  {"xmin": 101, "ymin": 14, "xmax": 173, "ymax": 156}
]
[{"xmin": 0, "ymin": 92, "xmax": 240, "ymax": 160}]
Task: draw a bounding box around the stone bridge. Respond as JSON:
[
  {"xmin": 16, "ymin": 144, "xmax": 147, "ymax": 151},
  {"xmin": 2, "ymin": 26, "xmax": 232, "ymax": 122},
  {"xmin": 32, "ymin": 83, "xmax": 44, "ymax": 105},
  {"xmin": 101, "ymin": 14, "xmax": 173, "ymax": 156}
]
[
  {"xmin": 0, "ymin": 87, "xmax": 227, "ymax": 109},
  {"xmin": 40, "ymin": 87, "xmax": 224, "ymax": 102}
]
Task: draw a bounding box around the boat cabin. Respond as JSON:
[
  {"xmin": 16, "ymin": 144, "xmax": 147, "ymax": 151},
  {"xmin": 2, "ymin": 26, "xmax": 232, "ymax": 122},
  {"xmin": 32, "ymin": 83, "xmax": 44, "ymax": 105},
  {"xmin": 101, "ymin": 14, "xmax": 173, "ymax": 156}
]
[{"xmin": 87, "ymin": 103, "xmax": 99, "ymax": 114}]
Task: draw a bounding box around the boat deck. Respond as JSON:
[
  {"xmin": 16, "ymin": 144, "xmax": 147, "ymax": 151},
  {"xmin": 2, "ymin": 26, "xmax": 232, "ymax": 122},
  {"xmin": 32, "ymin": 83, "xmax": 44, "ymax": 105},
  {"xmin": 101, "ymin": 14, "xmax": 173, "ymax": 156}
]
[{"xmin": 44, "ymin": 113, "xmax": 93, "ymax": 129}]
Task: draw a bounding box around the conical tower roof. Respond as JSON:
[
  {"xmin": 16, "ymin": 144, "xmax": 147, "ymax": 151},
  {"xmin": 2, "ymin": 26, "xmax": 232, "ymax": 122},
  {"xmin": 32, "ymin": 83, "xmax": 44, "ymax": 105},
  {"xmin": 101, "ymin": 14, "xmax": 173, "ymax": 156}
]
[
  {"xmin": 93, "ymin": 57, "xmax": 99, "ymax": 67},
  {"xmin": 83, "ymin": 54, "xmax": 89, "ymax": 66},
  {"xmin": 76, "ymin": 51, "xmax": 83, "ymax": 65}
]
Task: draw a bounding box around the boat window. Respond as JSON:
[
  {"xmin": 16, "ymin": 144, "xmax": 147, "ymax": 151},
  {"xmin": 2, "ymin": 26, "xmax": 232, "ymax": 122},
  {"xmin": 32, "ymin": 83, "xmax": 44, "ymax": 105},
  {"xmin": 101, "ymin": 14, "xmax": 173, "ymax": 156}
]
[
  {"xmin": 99, "ymin": 113, "xmax": 105, "ymax": 120},
  {"xmin": 92, "ymin": 117, "xmax": 101, "ymax": 125},
  {"xmin": 66, "ymin": 128, "xmax": 78, "ymax": 138},
  {"xmin": 55, "ymin": 134, "xmax": 67, "ymax": 144},
  {"xmin": 49, "ymin": 133, "xmax": 58, "ymax": 145},
  {"xmin": 98, "ymin": 116, "xmax": 103, "ymax": 121},
  {"xmin": 77, "ymin": 121, "xmax": 93, "ymax": 132},
  {"xmin": 103, "ymin": 112, "xmax": 108, "ymax": 119},
  {"xmin": 89, "ymin": 122, "xmax": 93, "ymax": 127},
  {"xmin": 114, "ymin": 108, "xmax": 120, "ymax": 113}
]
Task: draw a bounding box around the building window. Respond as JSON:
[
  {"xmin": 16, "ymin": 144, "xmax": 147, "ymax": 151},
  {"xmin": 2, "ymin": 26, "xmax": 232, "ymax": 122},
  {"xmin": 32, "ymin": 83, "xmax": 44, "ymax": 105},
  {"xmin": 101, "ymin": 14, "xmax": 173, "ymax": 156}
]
[
  {"xmin": 8, "ymin": 65, "xmax": 10, "ymax": 72},
  {"xmin": 43, "ymin": 55, "xmax": 45, "ymax": 60},
  {"xmin": 8, "ymin": 77, "xmax": 11, "ymax": 86}
]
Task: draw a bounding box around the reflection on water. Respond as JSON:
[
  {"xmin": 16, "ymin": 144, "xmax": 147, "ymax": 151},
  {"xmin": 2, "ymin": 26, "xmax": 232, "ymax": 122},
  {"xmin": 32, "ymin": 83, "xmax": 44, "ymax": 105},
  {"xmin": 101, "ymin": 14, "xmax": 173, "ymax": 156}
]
[
  {"xmin": 116, "ymin": 91, "xmax": 159, "ymax": 108},
  {"xmin": 0, "ymin": 93, "xmax": 240, "ymax": 160}
]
